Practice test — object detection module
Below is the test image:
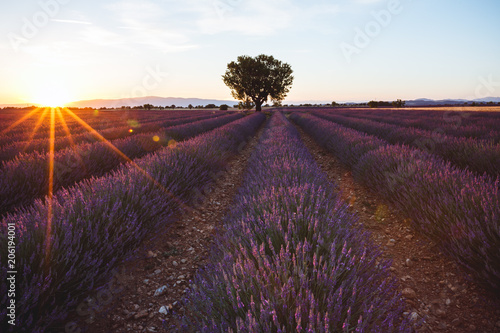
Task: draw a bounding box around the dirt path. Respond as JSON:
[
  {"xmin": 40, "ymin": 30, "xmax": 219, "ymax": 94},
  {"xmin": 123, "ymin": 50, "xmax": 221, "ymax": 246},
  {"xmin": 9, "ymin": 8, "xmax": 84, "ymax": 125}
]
[
  {"xmin": 295, "ymin": 125, "xmax": 500, "ymax": 333},
  {"xmin": 62, "ymin": 120, "xmax": 267, "ymax": 333}
]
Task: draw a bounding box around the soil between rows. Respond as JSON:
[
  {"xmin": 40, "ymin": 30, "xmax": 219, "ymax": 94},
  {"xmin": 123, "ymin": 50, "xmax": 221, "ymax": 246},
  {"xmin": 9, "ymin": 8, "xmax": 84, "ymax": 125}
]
[
  {"xmin": 54, "ymin": 116, "xmax": 500, "ymax": 333},
  {"xmin": 58, "ymin": 120, "xmax": 267, "ymax": 333},
  {"xmin": 294, "ymin": 124, "xmax": 500, "ymax": 333}
]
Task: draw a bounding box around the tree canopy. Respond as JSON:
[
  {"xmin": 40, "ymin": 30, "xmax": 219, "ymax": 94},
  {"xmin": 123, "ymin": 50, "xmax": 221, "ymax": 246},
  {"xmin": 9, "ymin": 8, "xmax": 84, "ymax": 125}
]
[{"xmin": 222, "ymin": 54, "xmax": 293, "ymax": 111}]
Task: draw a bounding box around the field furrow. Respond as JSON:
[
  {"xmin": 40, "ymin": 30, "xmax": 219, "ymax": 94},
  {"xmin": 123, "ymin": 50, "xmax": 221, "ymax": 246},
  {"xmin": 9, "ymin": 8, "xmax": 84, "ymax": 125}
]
[
  {"xmin": 291, "ymin": 112, "xmax": 500, "ymax": 296},
  {"xmin": 77, "ymin": 112, "xmax": 267, "ymax": 333},
  {"xmin": 0, "ymin": 113, "xmax": 244, "ymax": 217},
  {"xmin": 0, "ymin": 112, "xmax": 229, "ymax": 161},
  {"xmin": 0, "ymin": 112, "xmax": 265, "ymax": 333},
  {"xmin": 0, "ymin": 109, "xmax": 213, "ymax": 145},
  {"xmin": 328, "ymin": 109, "xmax": 500, "ymax": 140},
  {"xmin": 183, "ymin": 112, "xmax": 414, "ymax": 332},
  {"xmin": 295, "ymin": 120, "xmax": 500, "ymax": 333},
  {"xmin": 312, "ymin": 111, "xmax": 500, "ymax": 178}
]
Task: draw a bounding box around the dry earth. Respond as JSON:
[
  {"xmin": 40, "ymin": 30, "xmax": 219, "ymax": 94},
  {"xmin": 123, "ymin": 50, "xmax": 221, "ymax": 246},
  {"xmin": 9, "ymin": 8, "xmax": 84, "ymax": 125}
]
[
  {"xmin": 58, "ymin": 121, "xmax": 267, "ymax": 333},
  {"xmin": 55, "ymin": 116, "xmax": 500, "ymax": 333},
  {"xmin": 295, "ymin": 125, "xmax": 500, "ymax": 333}
]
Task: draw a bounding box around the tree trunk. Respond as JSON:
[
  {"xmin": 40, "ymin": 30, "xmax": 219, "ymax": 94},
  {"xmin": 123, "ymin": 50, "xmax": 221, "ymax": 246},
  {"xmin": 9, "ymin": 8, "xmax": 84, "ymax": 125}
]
[{"xmin": 255, "ymin": 102, "xmax": 262, "ymax": 112}]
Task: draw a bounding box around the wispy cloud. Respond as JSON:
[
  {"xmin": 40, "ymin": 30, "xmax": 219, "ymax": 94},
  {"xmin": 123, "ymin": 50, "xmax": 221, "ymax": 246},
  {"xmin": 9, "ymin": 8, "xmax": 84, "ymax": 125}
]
[
  {"xmin": 354, "ymin": 0, "xmax": 386, "ymax": 4},
  {"xmin": 51, "ymin": 19, "xmax": 92, "ymax": 25},
  {"xmin": 195, "ymin": 0, "xmax": 341, "ymax": 36},
  {"xmin": 80, "ymin": 26, "xmax": 124, "ymax": 46},
  {"xmin": 102, "ymin": 0, "xmax": 198, "ymax": 52},
  {"xmin": 197, "ymin": 0, "xmax": 297, "ymax": 35}
]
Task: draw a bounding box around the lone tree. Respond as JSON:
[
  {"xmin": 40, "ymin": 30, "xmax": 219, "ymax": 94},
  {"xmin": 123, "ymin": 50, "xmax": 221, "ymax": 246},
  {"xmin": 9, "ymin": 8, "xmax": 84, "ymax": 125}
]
[
  {"xmin": 222, "ymin": 54, "xmax": 293, "ymax": 111},
  {"xmin": 238, "ymin": 97, "xmax": 255, "ymax": 110},
  {"xmin": 392, "ymin": 99, "xmax": 405, "ymax": 108}
]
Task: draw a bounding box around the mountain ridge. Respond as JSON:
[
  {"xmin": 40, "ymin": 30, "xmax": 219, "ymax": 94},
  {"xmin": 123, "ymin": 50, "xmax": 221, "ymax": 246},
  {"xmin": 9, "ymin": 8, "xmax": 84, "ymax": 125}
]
[{"xmin": 1, "ymin": 96, "xmax": 499, "ymax": 108}]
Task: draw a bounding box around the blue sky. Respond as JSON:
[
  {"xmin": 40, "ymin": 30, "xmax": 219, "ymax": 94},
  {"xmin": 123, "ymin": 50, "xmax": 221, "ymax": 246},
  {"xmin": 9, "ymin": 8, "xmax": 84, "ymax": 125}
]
[{"xmin": 1, "ymin": 0, "xmax": 499, "ymax": 105}]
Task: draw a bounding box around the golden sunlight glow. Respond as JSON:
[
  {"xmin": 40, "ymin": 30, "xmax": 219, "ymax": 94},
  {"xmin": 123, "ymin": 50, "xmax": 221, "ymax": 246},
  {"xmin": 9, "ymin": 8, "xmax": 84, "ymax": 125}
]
[
  {"xmin": 23, "ymin": 108, "xmax": 49, "ymax": 152},
  {"xmin": 0, "ymin": 108, "xmax": 41, "ymax": 136},
  {"xmin": 31, "ymin": 82, "xmax": 73, "ymax": 108},
  {"xmin": 45, "ymin": 107, "xmax": 56, "ymax": 263},
  {"xmin": 3, "ymin": 107, "xmax": 193, "ymax": 263}
]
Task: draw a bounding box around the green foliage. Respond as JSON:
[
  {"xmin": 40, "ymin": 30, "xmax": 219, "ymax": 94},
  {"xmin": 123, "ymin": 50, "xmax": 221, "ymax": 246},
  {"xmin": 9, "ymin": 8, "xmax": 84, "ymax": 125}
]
[
  {"xmin": 238, "ymin": 97, "xmax": 255, "ymax": 110},
  {"xmin": 222, "ymin": 54, "xmax": 294, "ymax": 111},
  {"xmin": 219, "ymin": 104, "xmax": 229, "ymax": 111},
  {"xmin": 392, "ymin": 99, "xmax": 406, "ymax": 108},
  {"xmin": 368, "ymin": 101, "xmax": 392, "ymax": 108}
]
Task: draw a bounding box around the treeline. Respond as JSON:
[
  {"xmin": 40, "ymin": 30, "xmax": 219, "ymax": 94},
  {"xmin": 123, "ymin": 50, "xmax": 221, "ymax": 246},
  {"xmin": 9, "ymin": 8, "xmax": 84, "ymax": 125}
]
[
  {"xmin": 140, "ymin": 103, "xmax": 233, "ymax": 110},
  {"xmin": 367, "ymin": 99, "xmax": 405, "ymax": 108}
]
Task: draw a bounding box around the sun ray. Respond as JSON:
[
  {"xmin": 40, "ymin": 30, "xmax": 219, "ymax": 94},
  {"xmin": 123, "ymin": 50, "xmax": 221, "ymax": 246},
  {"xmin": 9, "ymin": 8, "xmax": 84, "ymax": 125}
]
[
  {"xmin": 45, "ymin": 107, "xmax": 56, "ymax": 265},
  {"xmin": 0, "ymin": 108, "xmax": 42, "ymax": 136},
  {"xmin": 63, "ymin": 108, "xmax": 136, "ymax": 163},
  {"xmin": 61, "ymin": 107, "xmax": 192, "ymax": 211},
  {"xmin": 55, "ymin": 108, "xmax": 87, "ymax": 173},
  {"xmin": 22, "ymin": 108, "xmax": 49, "ymax": 153}
]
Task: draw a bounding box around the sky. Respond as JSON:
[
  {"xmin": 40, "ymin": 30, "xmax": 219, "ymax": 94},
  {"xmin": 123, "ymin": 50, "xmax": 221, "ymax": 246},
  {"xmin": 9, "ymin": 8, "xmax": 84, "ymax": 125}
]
[{"xmin": 1, "ymin": 0, "xmax": 499, "ymax": 106}]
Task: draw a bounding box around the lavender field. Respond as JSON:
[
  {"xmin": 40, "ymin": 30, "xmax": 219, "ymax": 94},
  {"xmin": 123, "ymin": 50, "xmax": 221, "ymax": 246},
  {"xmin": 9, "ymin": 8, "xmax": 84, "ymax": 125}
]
[{"xmin": 0, "ymin": 107, "xmax": 499, "ymax": 332}]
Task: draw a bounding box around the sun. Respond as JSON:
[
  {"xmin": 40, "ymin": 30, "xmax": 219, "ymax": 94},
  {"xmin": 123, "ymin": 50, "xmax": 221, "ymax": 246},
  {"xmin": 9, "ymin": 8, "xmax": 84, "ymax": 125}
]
[{"xmin": 31, "ymin": 82, "xmax": 73, "ymax": 108}]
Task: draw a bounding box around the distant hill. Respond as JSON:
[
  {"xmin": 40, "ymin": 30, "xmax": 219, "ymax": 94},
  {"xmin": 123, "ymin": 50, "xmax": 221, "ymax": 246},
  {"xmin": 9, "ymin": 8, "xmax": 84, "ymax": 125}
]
[
  {"xmin": 1, "ymin": 96, "xmax": 499, "ymax": 109},
  {"xmin": 473, "ymin": 97, "xmax": 500, "ymax": 103},
  {"xmin": 65, "ymin": 96, "xmax": 238, "ymax": 108},
  {"xmin": 294, "ymin": 97, "xmax": 500, "ymax": 106},
  {"xmin": 405, "ymin": 97, "xmax": 500, "ymax": 106}
]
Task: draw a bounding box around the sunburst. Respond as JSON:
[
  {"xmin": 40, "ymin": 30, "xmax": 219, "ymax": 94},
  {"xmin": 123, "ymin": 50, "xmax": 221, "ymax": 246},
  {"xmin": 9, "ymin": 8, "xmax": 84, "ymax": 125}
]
[
  {"xmin": 2, "ymin": 107, "xmax": 191, "ymax": 262},
  {"xmin": 22, "ymin": 108, "xmax": 49, "ymax": 153},
  {"xmin": 31, "ymin": 82, "xmax": 72, "ymax": 108}
]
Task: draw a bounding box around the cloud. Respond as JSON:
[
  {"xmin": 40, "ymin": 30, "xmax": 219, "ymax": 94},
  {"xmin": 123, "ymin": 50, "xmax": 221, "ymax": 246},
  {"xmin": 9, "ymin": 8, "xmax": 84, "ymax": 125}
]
[
  {"xmin": 80, "ymin": 26, "xmax": 124, "ymax": 46},
  {"xmin": 354, "ymin": 0, "xmax": 386, "ymax": 3},
  {"xmin": 51, "ymin": 19, "xmax": 92, "ymax": 25},
  {"xmin": 195, "ymin": 0, "xmax": 341, "ymax": 36},
  {"xmin": 102, "ymin": 0, "xmax": 198, "ymax": 52},
  {"xmin": 196, "ymin": 0, "xmax": 296, "ymax": 35}
]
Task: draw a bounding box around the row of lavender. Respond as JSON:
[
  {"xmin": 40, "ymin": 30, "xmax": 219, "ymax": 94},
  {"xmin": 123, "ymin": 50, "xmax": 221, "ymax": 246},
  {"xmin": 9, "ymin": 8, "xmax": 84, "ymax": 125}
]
[
  {"xmin": 0, "ymin": 111, "xmax": 229, "ymax": 161},
  {"xmin": 312, "ymin": 111, "xmax": 500, "ymax": 178},
  {"xmin": 0, "ymin": 109, "xmax": 211, "ymax": 144},
  {"xmin": 0, "ymin": 110, "xmax": 201, "ymax": 155},
  {"xmin": 0, "ymin": 112, "xmax": 265, "ymax": 332},
  {"xmin": 182, "ymin": 113, "xmax": 414, "ymax": 332},
  {"xmin": 0, "ymin": 110, "xmax": 218, "ymax": 148},
  {"xmin": 329, "ymin": 108, "xmax": 500, "ymax": 141},
  {"xmin": 0, "ymin": 113, "xmax": 244, "ymax": 217},
  {"xmin": 0, "ymin": 109, "xmax": 154, "ymax": 144},
  {"xmin": 291, "ymin": 112, "xmax": 500, "ymax": 295}
]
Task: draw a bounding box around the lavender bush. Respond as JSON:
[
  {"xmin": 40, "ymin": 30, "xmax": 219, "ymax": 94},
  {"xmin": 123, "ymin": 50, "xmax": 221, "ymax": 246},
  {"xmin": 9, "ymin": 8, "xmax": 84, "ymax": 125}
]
[
  {"xmin": 183, "ymin": 113, "xmax": 413, "ymax": 332},
  {"xmin": 312, "ymin": 111, "xmax": 500, "ymax": 177},
  {"xmin": 291, "ymin": 112, "xmax": 500, "ymax": 295},
  {"xmin": 289, "ymin": 113, "xmax": 385, "ymax": 169},
  {"xmin": 0, "ymin": 113, "xmax": 265, "ymax": 332},
  {"xmin": 0, "ymin": 112, "xmax": 229, "ymax": 161},
  {"xmin": 0, "ymin": 113, "xmax": 243, "ymax": 216},
  {"xmin": 354, "ymin": 145, "xmax": 500, "ymax": 294},
  {"xmin": 322, "ymin": 108, "xmax": 500, "ymax": 141},
  {"xmin": 0, "ymin": 109, "xmax": 216, "ymax": 146}
]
